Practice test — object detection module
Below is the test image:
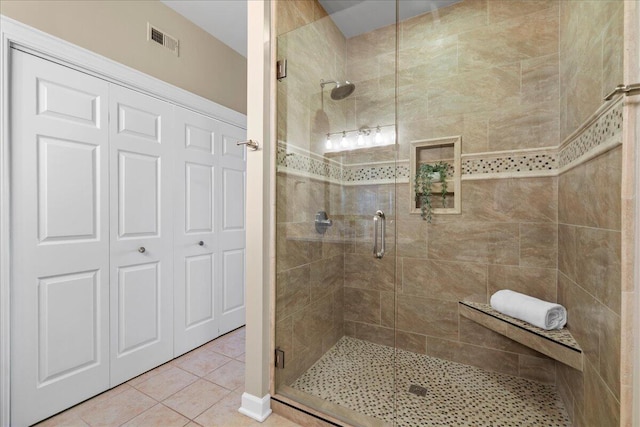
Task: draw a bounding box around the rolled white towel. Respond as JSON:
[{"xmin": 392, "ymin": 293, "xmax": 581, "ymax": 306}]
[{"xmin": 490, "ymin": 289, "xmax": 567, "ymax": 330}]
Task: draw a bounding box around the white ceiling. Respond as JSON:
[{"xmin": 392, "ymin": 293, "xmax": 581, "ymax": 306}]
[{"xmin": 161, "ymin": 0, "xmax": 462, "ymax": 58}]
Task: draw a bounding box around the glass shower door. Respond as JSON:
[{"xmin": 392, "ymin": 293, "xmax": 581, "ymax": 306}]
[{"xmin": 273, "ymin": 1, "xmax": 399, "ymax": 425}]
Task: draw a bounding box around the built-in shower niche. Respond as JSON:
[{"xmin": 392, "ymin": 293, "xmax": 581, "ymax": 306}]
[{"xmin": 409, "ymin": 136, "xmax": 461, "ymax": 216}]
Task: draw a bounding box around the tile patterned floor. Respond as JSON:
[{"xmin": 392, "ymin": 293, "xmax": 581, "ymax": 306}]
[
  {"xmin": 36, "ymin": 327, "xmax": 301, "ymax": 427},
  {"xmin": 292, "ymin": 337, "xmax": 572, "ymax": 427}
]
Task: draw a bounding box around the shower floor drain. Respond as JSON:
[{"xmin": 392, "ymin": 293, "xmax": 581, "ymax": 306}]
[{"xmin": 408, "ymin": 384, "xmax": 428, "ymax": 397}]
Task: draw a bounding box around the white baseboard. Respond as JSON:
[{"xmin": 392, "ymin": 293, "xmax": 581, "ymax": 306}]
[{"xmin": 238, "ymin": 392, "xmax": 272, "ymax": 422}]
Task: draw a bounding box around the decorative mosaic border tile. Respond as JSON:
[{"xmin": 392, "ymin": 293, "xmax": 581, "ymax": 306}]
[
  {"xmin": 462, "ymin": 151, "xmax": 557, "ymax": 175},
  {"xmin": 276, "ymin": 142, "xmax": 342, "ymax": 184},
  {"xmin": 277, "ymin": 99, "xmax": 623, "ymax": 185},
  {"xmin": 559, "ymin": 101, "xmax": 623, "ymax": 168},
  {"xmin": 342, "ymin": 161, "xmax": 410, "ymax": 185}
]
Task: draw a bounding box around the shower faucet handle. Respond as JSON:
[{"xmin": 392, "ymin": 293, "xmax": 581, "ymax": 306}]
[{"xmin": 315, "ymin": 211, "xmax": 333, "ymax": 234}]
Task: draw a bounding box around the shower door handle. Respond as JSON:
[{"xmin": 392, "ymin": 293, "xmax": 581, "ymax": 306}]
[{"xmin": 373, "ymin": 210, "xmax": 385, "ymax": 259}]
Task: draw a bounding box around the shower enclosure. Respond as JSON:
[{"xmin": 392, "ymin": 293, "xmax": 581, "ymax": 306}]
[{"xmin": 273, "ymin": 1, "xmax": 624, "ymax": 426}]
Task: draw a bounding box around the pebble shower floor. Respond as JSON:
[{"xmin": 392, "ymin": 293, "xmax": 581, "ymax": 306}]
[{"xmin": 291, "ymin": 337, "xmax": 571, "ymax": 426}]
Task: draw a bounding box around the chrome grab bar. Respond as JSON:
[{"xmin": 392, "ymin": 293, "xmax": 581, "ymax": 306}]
[{"xmin": 373, "ymin": 210, "xmax": 385, "ymax": 259}]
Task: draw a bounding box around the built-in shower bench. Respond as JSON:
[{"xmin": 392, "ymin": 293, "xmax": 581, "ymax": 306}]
[{"xmin": 458, "ymin": 301, "xmax": 583, "ymax": 371}]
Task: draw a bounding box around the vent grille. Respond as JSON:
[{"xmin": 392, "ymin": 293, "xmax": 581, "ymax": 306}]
[{"xmin": 148, "ymin": 23, "xmax": 179, "ymax": 56}]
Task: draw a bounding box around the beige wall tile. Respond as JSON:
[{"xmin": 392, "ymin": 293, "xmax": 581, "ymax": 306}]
[
  {"xmin": 396, "ymin": 295, "xmax": 458, "ymax": 339},
  {"xmin": 557, "ymin": 272, "xmax": 601, "ymax": 362},
  {"xmin": 459, "ymin": 5, "xmax": 558, "ymax": 72},
  {"xmin": 277, "ymin": 265, "xmax": 311, "ymax": 319},
  {"xmin": 344, "ymin": 287, "xmax": 381, "ymax": 324},
  {"xmin": 293, "ymin": 294, "xmax": 335, "ymax": 351},
  {"xmin": 395, "ymin": 219, "xmax": 428, "ymax": 258},
  {"xmin": 276, "ymin": 224, "xmax": 311, "ymax": 272},
  {"xmin": 558, "ymin": 361, "xmax": 585, "ymax": 413},
  {"xmin": 427, "ymin": 65, "xmax": 520, "ymax": 118},
  {"xmin": 398, "ymin": 35, "xmax": 458, "ymax": 86},
  {"xmin": 353, "ymin": 322, "xmax": 395, "ymax": 348},
  {"xmin": 518, "ymin": 354, "xmax": 556, "ymax": 384},
  {"xmin": 402, "ymin": 257, "xmax": 487, "ymax": 302},
  {"xmin": 396, "ymin": 331, "xmax": 427, "ymax": 354},
  {"xmin": 584, "ymin": 360, "xmax": 620, "ymax": 427},
  {"xmin": 488, "ymin": 101, "xmax": 560, "ymax": 151},
  {"xmin": 310, "ymin": 255, "xmax": 344, "ymax": 301},
  {"xmin": 487, "ymin": 265, "xmax": 557, "ymax": 302},
  {"xmin": 559, "ymin": 1, "xmax": 622, "ymax": 140},
  {"xmin": 522, "ymin": 53, "xmax": 560, "ymax": 105},
  {"xmin": 520, "ymin": 223, "xmax": 558, "ymax": 268},
  {"xmin": 400, "ymin": 0, "xmax": 488, "ymax": 46},
  {"xmin": 428, "ymin": 222, "xmax": 520, "ymax": 265},
  {"xmin": 380, "ymin": 291, "xmax": 395, "ymax": 328},
  {"xmin": 558, "ymin": 224, "xmax": 577, "ymax": 282},
  {"xmin": 599, "ymin": 307, "xmax": 621, "ymax": 401},
  {"xmin": 584, "ymin": 147, "xmax": 622, "ymax": 231},
  {"xmin": 487, "ymin": 0, "xmax": 557, "ymax": 25},
  {"xmin": 427, "ymin": 337, "xmax": 519, "ymax": 377},
  {"xmin": 575, "ymin": 227, "xmax": 621, "ymax": 314},
  {"xmin": 456, "ymin": 178, "xmax": 557, "ymax": 223}
]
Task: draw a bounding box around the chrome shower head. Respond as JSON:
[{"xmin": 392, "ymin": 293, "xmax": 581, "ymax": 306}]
[{"xmin": 320, "ymin": 79, "xmax": 356, "ymax": 100}]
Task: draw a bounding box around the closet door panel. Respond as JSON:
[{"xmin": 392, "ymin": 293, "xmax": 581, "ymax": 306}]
[
  {"xmin": 173, "ymin": 107, "xmax": 219, "ymax": 355},
  {"xmin": 109, "ymin": 84, "xmax": 174, "ymax": 385},
  {"xmin": 185, "ymin": 162, "xmax": 214, "ymax": 233},
  {"xmin": 185, "ymin": 254, "xmax": 215, "ymax": 326},
  {"xmin": 117, "ymin": 263, "xmax": 161, "ymax": 353},
  {"xmin": 118, "ymin": 151, "xmax": 160, "ymax": 237},
  {"xmin": 218, "ymin": 124, "xmax": 246, "ymax": 335},
  {"xmin": 10, "ymin": 50, "xmax": 110, "ymax": 427}
]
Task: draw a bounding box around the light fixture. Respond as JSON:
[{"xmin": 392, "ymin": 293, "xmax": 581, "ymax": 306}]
[
  {"xmin": 322, "ymin": 124, "xmax": 394, "ymax": 152},
  {"xmin": 375, "ymin": 126, "xmax": 382, "ymax": 144},
  {"xmin": 325, "ymin": 133, "xmax": 332, "ymax": 149}
]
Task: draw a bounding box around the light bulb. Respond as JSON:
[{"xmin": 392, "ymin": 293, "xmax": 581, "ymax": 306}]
[
  {"xmin": 375, "ymin": 126, "xmax": 382, "ymax": 144},
  {"xmin": 325, "ymin": 134, "xmax": 332, "ymax": 149},
  {"xmin": 341, "ymin": 131, "xmax": 348, "ymax": 148}
]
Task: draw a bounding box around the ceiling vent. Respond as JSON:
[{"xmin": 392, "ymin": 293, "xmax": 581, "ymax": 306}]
[{"xmin": 148, "ymin": 23, "xmax": 179, "ymax": 56}]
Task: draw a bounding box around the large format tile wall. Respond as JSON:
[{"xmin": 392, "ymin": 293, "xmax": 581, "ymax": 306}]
[
  {"xmin": 556, "ymin": 1, "xmax": 623, "ymax": 426},
  {"xmin": 274, "ymin": 1, "xmax": 347, "ymax": 388},
  {"xmin": 274, "ymin": 2, "xmax": 624, "ymax": 426},
  {"xmin": 342, "ymin": 0, "xmax": 562, "ymax": 385}
]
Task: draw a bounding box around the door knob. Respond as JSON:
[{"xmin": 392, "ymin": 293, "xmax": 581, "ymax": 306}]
[
  {"xmin": 138, "ymin": 247, "xmax": 146, "ymax": 253},
  {"xmin": 198, "ymin": 241, "xmax": 204, "ymax": 246}
]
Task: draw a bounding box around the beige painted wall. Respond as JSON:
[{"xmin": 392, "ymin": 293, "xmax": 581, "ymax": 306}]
[{"xmin": 0, "ymin": 0, "xmax": 247, "ymax": 114}]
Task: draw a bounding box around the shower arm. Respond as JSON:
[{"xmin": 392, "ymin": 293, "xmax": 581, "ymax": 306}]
[
  {"xmin": 320, "ymin": 79, "xmax": 338, "ymax": 89},
  {"xmin": 320, "ymin": 80, "xmax": 336, "ymax": 108}
]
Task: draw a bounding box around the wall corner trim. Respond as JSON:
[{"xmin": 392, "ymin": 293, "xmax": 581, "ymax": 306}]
[{"xmin": 239, "ymin": 392, "xmax": 272, "ymax": 422}]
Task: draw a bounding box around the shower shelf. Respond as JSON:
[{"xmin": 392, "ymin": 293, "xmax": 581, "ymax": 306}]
[{"xmin": 458, "ymin": 301, "xmax": 583, "ymax": 371}]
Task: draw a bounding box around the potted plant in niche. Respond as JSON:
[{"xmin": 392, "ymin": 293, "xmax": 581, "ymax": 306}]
[{"xmin": 414, "ymin": 161, "xmax": 450, "ymax": 222}]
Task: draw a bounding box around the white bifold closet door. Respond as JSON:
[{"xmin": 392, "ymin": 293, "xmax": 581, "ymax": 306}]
[
  {"xmin": 217, "ymin": 122, "xmax": 247, "ymax": 335},
  {"xmin": 108, "ymin": 85, "xmax": 174, "ymax": 385},
  {"xmin": 10, "ymin": 49, "xmax": 246, "ymax": 427},
  {"xmin": 10, "ymin": 50, "xmax": 111, "ymax": 427},
  {"xmin": 173, "ymin": 107, "xmax": 218, "ymax": 355},
  {"xmin": 173, "ymin": 107, "xmax": 247, "ymax": 354}
]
